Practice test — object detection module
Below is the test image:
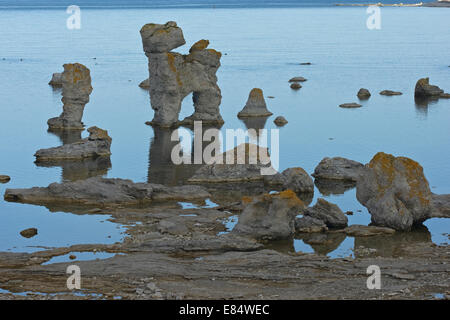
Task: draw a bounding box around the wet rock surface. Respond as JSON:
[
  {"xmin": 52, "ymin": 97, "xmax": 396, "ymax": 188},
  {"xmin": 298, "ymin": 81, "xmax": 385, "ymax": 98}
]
[
  {"xmin": 312, "ymin": 157, "xmax": 365, "ymax": 182},
  {"xmin": 290, "ymin": 83, "xmax": 302, "ymax": 90},
  {"xmin": 232, "ymin": 190, "xmax": 305, "ymax": 240},
  {"xmin": 4, "ymin": 177, "xmax": 210, "ymax": 207},
  {"xmin": 288, "ymin": 76, "xmax": 307, "ymax": 82},
  {"xmin": 237, "ymin": 88, "xmax": 273, "ymax": 118},
  {"xmin": 337, "ymin": 225, "xmax": 396, "ymax": 237},
  {"xmin": 357, "ymin": 152, "xmax": 450, "ymax": 231},
  {"xmin": 47, "ymin": 63, "xmax": 93, "ymax": 130},
  {"xmin": 264, "ymin": 167, "xmax": 314, "ymax": 194},
  {"xmin": 141, "ymin": 22, "xmax": 223, "ymax": 127},
  {"xmin": 35, "ymin": 127, "xmax": 112, "ymax": 161}
]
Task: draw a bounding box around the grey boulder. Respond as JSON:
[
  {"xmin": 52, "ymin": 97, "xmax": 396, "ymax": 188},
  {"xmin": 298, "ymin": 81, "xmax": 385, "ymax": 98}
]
[
  {"xmin": 312, "ymin": 157, "xmax": 365, "ymax": 182},
  {"xmin": 238, "ymin": 88, "xmax": 273, "ymax": 118},
  {"xmin": 303, "ymin": 198, "xmax": 348, "ymax": 229}
]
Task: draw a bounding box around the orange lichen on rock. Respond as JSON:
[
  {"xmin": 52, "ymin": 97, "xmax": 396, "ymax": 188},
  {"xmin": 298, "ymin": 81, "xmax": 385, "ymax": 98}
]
[
  {"xmin": 189, "ymin": 39, "xmax": 210, "ymax": 52},
  {"xmin": 248, "ymin": 88, "xmax": 264, "ymax": 100},
  {"xmin": 241, "ymin": 196, "xmax": 253, "ymax": 204},
  {"xmin": 275, "ymin": 189, "xmax": 305, "ymax": 207}
]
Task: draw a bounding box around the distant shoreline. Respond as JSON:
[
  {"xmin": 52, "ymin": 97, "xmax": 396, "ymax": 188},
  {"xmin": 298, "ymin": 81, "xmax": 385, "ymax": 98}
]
[{"xmin": 335, "ymin": 1, "xmax": 450, "ymax": 7}]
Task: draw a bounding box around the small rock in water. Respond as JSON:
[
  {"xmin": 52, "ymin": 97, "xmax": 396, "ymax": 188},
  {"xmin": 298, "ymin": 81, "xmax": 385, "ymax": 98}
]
[
  {"xmin": 48, "ymin": 72, "xmax": 63, "ymax": 87},
  {"xmin": 139, "ymin": 78, "xmax": 150, "ymax": 89},
  {"xmin": 267, "ymin": 96, "xmax": 275, "ymax": 99},
  {"xmin": 339, "ymin": 103, "xmax": 361, "ymax": 108},
  {"xmin": 20, "ymin": 228, "xmax": 38, "ymax": 238},
  {"xmin": 300, "ymin": 62, "xmax": 311, "ymax": 65},
  {"xmin": 288, "ymin": 77, "xmax": 307, "ymax": 82},
  {"xmin": 69, "ymin": 255, "xmax": 76, "ymax": 260},
  {"xmin": 273, "ymin": 116, "xmax": 288, "ymax": 126},
  {"xmin": 0, "ymin": 175, "xmax": 11, "ymax": 183},
  {"xmin": 440, "ymin": 93, "xmax": 450, "ymax": 99},
  {"xmin": 290, "ymin": 83, "xmax": 302, "ymax": 90},
  {"xmin": 380, "ymin": 90, "xmax": 402, "ymax": 96},
  {"xmin": 357, "ymin": 88, "xmax": 371, "ymax": 99}
]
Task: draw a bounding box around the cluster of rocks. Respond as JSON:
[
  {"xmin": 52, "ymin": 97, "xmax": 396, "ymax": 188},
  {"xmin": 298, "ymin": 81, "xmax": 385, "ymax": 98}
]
[{"xmin": 140, "ymin": 21, "xmax": 224, "ymax": 127}]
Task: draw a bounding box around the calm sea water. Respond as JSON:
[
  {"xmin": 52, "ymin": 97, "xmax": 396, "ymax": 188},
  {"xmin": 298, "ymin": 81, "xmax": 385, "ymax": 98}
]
[{"xmin": 0, "ymin": 5, "xmax": 449, "ymax": 256}]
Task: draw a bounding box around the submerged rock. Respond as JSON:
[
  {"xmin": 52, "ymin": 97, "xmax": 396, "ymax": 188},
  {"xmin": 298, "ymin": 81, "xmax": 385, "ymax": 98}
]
[
  {"xmin": 339, "ymin": 225, "xmax": 396, "ymax": 237},
  {"xmin": 140, "ymin": 21, "xmax": 223, "ymax": 127},
  {"xmin": 312, "ymin": 157, "xmax": 365, "ymax": 182},
  {"xmin": 339, "ymin": 103, "xmax": 361, "ymax": 108},
  {"xmin": 232, "ymin": 190, "xmax": 305, "ymax": 240},
  {"xmin": 357, "ymin": 88, "xmax": 371, "ymax": 99},
  {"xmin": 4, "ymin": 177, "xmax": 210, "ymax": 207},
  {"xmin": 414, "ymin": 77, "xmax": 444, "ymax": 98},
  {"xmin": 237, "ymin": 88, "xmax": 273, "ymax": 118},
  {"xmin": 273, "ymin": 116, "xmax": 288, "ymax": 126},
  {"xmin": 356, "ymin": 152, "xmax": 450, "ymax": 231},
  {"xmin": 20, "ymin": 228, "xmax": 38, "ymax": 238},
  {"xmin": 47, "ymin": 63, "xmax": 93, "ymax": 130},
  {"xmin": 48, "ymin": 73, "xmax": 62, "ymax": 87},
  {"xmin": 35, "ymin": 127, "xmax": 112, "ymax": 161},
  {"xmin": 0, "ymin": 175, "xmax": 11, "ymax": 183},
  {"xmin": 303, "ymin": 198, "xmax": 348, "ymax": 229},
  {"xmin": 379, "ymin": 90, "xmax": 402, "ymax": 96},
  {"xmin": 295, "ymin": 216, "xmax": 328, "ymax": 233}
]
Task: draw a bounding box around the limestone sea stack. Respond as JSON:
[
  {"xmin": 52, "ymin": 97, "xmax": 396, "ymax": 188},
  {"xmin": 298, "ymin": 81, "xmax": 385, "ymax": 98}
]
[
  {"xmin": 35, "ymin": 126, "xmax": 112, "ymax": 161},
  {"xmin": 47, "ymin": 63, "xmax": 93, "ymax": 130},
  {"xmin": 140, "ymin": 21, "xmax": 224, "ymax": 127},
  {"xmin": 237, "ymin": 88, "xmax": 273, "ymax": 118},
  {"xmin": 414, "ymin": 78, "xmax": 444, "ymax": 98}
]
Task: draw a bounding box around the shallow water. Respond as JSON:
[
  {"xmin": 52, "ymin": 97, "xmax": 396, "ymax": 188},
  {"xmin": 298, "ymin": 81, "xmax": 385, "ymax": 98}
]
[{"xmin": 0, "ymin": 6, "xmax": 449, "ymax": 255}]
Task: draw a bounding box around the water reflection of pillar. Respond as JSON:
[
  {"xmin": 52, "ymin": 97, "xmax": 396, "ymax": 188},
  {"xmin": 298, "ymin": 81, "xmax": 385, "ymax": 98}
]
[{"xmin": 147, "ymin": 126, "xmax": 210, "ymax": 186}]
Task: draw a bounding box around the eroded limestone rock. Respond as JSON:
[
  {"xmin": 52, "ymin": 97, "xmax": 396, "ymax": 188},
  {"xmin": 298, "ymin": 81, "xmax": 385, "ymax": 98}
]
[
  {"xmin": 303, "ymin": 198, "xmax": 348, "ymax": 229},
  {"xmin": 4, "ymin": 177, "xmax": 210, "ymax": 207},
  {"xmin": 141, "ymin": 22, "xmax": 223, "ymax": 127},
  {"xmin": 380, "ymin": 90, "xmax": 402, "ymax": 96},
  {"xmin": 35, "ymin": 127, "xmax": 112, "ymax": 161},
  {"xmin": 232, "ymin": 190, "xmax": 305, "ymax": 240},
  {"xmin": 339, "ymin": 103, "xmax": 361, "ymax": 108},
  {"xmin": 312, "ymin": 157, "xmax": 365, "ymax": 182},
  {"xmin": 264, "ymin": 167, "xmax": 314, "ymax": 194},
  {"xmin": 47, "ymin": 63, "xmax": 93, "ymax": 130},
  {"xmin": 0, "ymin": 175, "xmax": 11, "ymax": 183},
  {"xmin": 273, "ymin": 116, "xmax": 288, "ymax": 126},
  {"xmin": 237, "ymin": 88, "xmax": 273, "ymax": 118},
  {"xmin": 20, "ymin": 228, "xmax": 38, "ymax": 238},
  {"xmin": 356, "ymin": 152, "xmax": 446, "ymax": 231},
  {"xmin": 295, "ymin": 216, "xmax": 328, "ymax": 233}
]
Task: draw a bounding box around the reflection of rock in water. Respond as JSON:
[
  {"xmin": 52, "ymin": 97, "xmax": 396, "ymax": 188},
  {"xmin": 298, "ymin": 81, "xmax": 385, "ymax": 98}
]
[
  {"xmin": 297, "ymin": 232, "xmax": 346, "ymax": 256},
  {"xmin": 314, "ymin": 178, "xmax": 356, "ymax": 196},
  {"xmin": 415, "ymin": 96, "xmax": 439, "ymax": 115},
  {"xmin": 147, "ymin": 127, "xmax": 202, "ymax": 186},
  {"xmin": 240, "ymin": 117, "xmax": 269, "ymax": 138},
  {"xmin": 40, "ymin": 129, "xmax": 110, "ymax": 181},
  {"xmin": 354, "ymin": 225, "xmax": 432, "ymax": 258},
  {"xmin": 48, "ymin": 128, "xmax": 82, "ymax": 145},
  {"xmin": 35, "ymin": 157, "xmax": 111, "ymax": 182}
]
